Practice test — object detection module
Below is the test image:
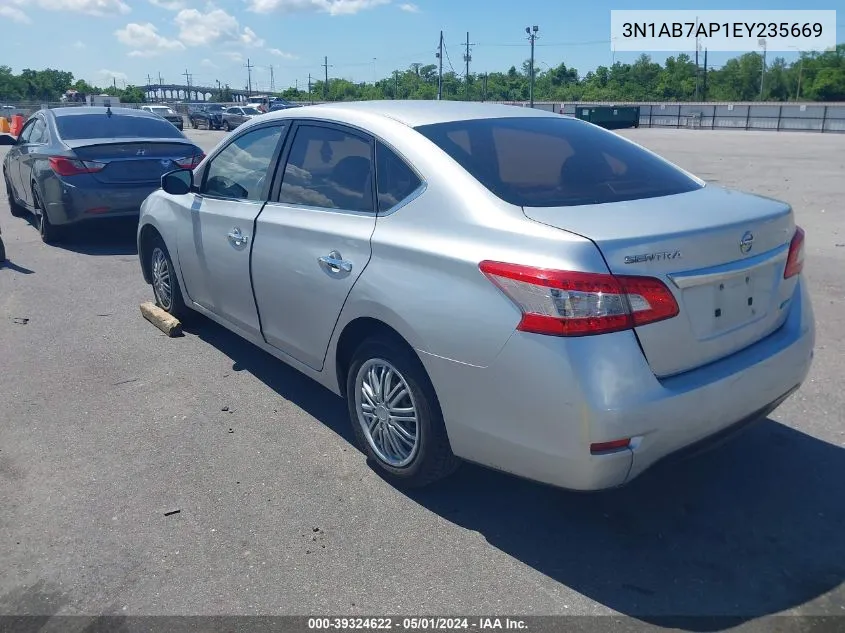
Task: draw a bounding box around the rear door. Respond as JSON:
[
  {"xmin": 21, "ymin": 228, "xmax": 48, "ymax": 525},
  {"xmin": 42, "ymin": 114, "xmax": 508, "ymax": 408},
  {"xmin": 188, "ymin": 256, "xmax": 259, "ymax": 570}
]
[
  {"xmin": 8, "ymin": 117, "xmax": 36, "ymax": 201},
  {"xmin": 17, "ymin": 116, "xmax": 49, "ymax": 207},
  {"xmin": 176, "ymin": 121, "xmax": 288, "ymax": 335},
  {"xmin": 250, "ymin": 121, "xmax": 378, "ymax": 371}
]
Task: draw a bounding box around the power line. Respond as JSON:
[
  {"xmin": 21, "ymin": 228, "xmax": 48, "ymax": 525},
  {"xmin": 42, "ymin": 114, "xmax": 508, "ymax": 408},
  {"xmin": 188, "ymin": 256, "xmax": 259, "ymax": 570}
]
[{"xmin": 443, "ymin": 40, "xmax": 456, "ymax": 74}]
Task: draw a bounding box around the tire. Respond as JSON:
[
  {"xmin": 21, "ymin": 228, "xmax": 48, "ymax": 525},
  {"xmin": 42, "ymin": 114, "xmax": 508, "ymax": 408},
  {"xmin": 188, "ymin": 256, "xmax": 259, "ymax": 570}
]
[
  {"xmin": 33, "ymin": 187, "xmax": 61, "ymax": 244},
  {"xmin": 148, "ymin": 235, "xmax": 191, "ymax": 321},
  {"xmin": 191, "ymin": 119, "xmax": 198, "ymax": 129},
  {"xmin": 346, "ymin": 335, "xmax": 460, "ymax": 488},
  {"xmin": 4, "ymin": 171, "xmax": 25, "ymax": 218},
  {"xmin": 223, "ymin": 121, "xmax": 231, "ymax": 132}
]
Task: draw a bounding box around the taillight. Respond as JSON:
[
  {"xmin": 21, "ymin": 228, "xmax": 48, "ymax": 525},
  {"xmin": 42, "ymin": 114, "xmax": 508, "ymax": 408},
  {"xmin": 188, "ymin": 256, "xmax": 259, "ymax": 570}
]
[
  {"xmin": 175, "ymin": 153, "xmax": 205, "ymax": 169},
  {"xmin": 48, "ymin": 156, "xmax": 105, "ymax": 176},
  {"xmin": 783, "ymin": 226, "xmax": 805, "ymax": 279},
  {"xmin": 479, "ymin": 261, "xmax": 679, "ymax": 337}
]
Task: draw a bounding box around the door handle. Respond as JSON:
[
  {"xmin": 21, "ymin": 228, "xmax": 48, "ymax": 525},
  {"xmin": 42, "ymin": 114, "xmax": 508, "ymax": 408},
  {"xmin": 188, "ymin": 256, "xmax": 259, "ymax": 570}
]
[
  {"xmin": 227, "ymin": 228, "xmax": 249, "ymax": 247},
  {"xmin": 319, "ymin": 251, "xmax": 353, "ymax": 273}
]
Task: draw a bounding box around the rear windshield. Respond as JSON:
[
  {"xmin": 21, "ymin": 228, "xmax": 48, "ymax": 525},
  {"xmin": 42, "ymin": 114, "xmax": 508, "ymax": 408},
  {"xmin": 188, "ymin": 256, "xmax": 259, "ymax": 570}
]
[
  {"xmin": 55, "ymin": 113, "xmax": 185, "ymax": 140},
  {"xmin": 414, "ymin": 117, "xmax": 701, "ymax": 207}
]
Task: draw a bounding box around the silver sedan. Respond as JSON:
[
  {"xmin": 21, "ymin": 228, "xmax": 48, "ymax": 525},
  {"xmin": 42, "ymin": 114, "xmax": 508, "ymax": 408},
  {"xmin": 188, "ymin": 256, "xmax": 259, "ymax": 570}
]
[{"xmin": 137, "ymin": 101, "xmax": 815, "ymax": 490}]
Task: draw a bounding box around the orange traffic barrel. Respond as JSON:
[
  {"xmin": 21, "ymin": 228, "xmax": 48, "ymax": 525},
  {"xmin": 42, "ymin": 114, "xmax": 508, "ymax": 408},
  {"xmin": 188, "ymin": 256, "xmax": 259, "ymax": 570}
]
[
  {"xmin": 9, "ymin": 115, "xmax": 24, "ymax": 137},
  {"xmin": 0, "ymin": 118, "xmax": 9, "ymax": 134}
]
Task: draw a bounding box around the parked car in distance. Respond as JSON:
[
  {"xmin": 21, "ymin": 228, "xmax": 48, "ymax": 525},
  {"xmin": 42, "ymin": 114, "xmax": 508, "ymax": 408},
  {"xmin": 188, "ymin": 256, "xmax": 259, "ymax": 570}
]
[
  {"xmin": 141, "ymin": 104, "xmax": 184, "ymax": 130},
  {"xmin": 2, "ymin": 106, "xmax": 204, "ymax": 243},
  {"xmin": 189, "ymin": 103, "xmax": 226, "ymax": 130},
  {"xmin": 269, "ymin": 98, "xmax": 299, "ymax": 112},
  {"xmin": 221, "ymin": 106, "xmax": 261, "ymax": 131},
  {"xmin": 137, "ymin": 101, "xmax": 814, "ymax": 491}
]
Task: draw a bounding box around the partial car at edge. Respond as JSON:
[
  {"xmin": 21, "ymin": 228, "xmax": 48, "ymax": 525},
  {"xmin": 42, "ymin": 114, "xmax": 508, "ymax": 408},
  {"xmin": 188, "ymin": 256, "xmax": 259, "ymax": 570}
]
[{"xmin": 2, "ymin": 106, "xmax": 204, "ymax": 243}]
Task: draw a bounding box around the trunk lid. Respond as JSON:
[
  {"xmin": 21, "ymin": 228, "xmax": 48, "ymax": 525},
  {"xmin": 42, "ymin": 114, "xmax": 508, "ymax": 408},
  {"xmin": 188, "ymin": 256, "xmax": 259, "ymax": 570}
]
[
  {"xmin": 523, "ymin": 185, "xmax": 798, "ymax": 377},
  {"xmin": 67, "ymin": 139, "xmax": 200, "ymax": 185}
]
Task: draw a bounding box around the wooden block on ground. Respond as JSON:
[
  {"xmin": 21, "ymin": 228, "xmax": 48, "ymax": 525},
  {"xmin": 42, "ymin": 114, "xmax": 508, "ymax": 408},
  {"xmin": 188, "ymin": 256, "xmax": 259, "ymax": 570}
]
[{"xmin": 140, "ymin": 301, "xmax": 182, "ymax": 337}]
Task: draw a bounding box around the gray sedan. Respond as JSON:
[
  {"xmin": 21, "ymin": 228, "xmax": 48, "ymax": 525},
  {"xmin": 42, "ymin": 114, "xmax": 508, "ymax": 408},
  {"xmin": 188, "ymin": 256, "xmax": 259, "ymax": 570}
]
[
  {"xmin": 137, "ymin": 101, "xmax": 814, "ymax": 490},
  {"xmin": 1, "ymin": 106, "xmax": 204, "ymax": 243},
  {"xmin": 221, "ymin": 106, "xmax": 261, "ymax": 131}
]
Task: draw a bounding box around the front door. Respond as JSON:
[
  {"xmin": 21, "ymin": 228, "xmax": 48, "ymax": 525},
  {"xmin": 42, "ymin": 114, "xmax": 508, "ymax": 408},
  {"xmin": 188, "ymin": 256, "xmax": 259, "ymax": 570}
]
[
  {"xmin": 177, "ymin": 122, "xmax": 288, "ymax": 335},
  {"xmin": 251, "ymin": 122, "xmax": 377, "ymax": 371}
]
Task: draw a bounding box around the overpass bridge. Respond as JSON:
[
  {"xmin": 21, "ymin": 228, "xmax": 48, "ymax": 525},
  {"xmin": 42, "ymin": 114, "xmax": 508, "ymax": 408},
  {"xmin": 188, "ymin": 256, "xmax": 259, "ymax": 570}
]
[{"xmin": 143, "ymin": 84, "xmax": 253, "ymax": 103}]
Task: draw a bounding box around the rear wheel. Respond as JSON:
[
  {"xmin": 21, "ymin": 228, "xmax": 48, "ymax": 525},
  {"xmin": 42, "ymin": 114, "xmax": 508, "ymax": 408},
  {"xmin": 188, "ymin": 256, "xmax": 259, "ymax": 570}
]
[
  {"xmin": 223, "ymin": 121, "xmax": 231, "ymax": 132},
  {"xmin": 4, "ymin": 171, "xmax": 25, "ymax": 218},
  {"xmin": 191, "ymin": 118, "xmax": 198, "ymax": 129},
  {"xmin": 33, "ymin": 187, "xmax": 61, "ymax": 244},
  {"xmin": 346, "ymin": 336, "xmax": 460, "ymax": 488},
  {"xmin": 149, "ymin": 235, "xmax": 191, "ymax": 321}
]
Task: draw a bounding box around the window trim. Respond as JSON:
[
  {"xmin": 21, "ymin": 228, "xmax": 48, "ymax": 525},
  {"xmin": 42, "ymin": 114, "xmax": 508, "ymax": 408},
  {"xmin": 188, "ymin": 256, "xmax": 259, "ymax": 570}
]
[
  {"xmin": 197, "ymin": 121, "xmax": 290, "ymax": 203},
  {"xmin": 374, "ymin": 140, "xmax": 427, "ymax": 217},
  {"xmin": 268, "ymin": 120, "xmax": 377, "ymax": 217},
  {"xmin": 28, "ymin": 116, "xmax": 49, "ymax": 145},
  {"xmin": 17, "ymin": 118, "xmax": 38, "ymax": 144}
]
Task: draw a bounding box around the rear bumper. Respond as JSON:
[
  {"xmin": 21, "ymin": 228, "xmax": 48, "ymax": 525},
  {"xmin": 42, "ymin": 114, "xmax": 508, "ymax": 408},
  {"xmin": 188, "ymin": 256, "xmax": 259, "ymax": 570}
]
[
  {"xmin": 42, "ymin": 176, "xmax": 158, "ymax": 225},
  {"xmin": 420, "ymin": 278, "xmax": 815, "ymax": 491}
]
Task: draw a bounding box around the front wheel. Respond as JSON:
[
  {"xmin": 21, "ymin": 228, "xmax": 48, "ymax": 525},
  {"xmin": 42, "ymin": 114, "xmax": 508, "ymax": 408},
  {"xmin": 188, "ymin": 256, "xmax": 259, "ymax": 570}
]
[
  {"xmin": 149, "ymin": 235, "xmax": 191, "ymax": 321},
  {"xmin": 346, "ymin": 336, "xmax": 460, "ymax": 488},
  {"xmin": 223, "ymin": 121, "xmax": 231, "ymax": 132}
]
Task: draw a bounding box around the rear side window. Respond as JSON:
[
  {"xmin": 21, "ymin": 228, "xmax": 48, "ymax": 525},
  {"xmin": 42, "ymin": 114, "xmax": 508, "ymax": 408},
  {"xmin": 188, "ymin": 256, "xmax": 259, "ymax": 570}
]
[
  {"xmin": 277, "ymin": 125, "xmax": 374, "ymax": 213},
  {"xmin": 55, "ymin": 114, "xmax": 184, "ymax": 140},
  {"xmin": 376, "ymin": 142, "xmax": 421, "ymax": 213},
  {"xmin": 414, "ymin": 117, "xmax": 701, "ymax": 207}
]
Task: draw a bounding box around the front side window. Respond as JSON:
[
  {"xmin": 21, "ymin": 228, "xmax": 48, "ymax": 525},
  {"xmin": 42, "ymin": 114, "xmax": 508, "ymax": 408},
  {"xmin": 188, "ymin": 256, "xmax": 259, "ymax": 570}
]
[
  {"xmin": 376, "ymin": 142, "xmax": 421, "ymax": 213},
  {"xmin": 277, "ymin": 125, "xmax": 374, "ymax": 213},
  {"xmin": 415, "ymin": 116, "xmax": 702, "ymax": 208},
  {"xmin": 201, "ymin": 124, "xmax": 286, "ymax": 201}
]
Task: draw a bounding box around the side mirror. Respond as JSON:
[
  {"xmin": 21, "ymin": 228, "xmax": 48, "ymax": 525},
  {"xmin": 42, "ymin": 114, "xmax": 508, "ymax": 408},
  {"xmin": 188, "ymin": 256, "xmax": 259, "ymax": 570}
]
[
  {"xmin": 161, "ymin": 169, "xmax": 193, "ymax": 195},
  {"xmin": 0, "ymin": 134, "xmax": 17, "ymax": 146}
]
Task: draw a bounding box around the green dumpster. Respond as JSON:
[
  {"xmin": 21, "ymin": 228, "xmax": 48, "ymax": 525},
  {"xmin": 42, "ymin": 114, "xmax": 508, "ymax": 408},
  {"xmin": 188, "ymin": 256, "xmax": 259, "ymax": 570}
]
[{"xmin": 575, "ymin": 106, "xmax": 640, "ymax": 129}]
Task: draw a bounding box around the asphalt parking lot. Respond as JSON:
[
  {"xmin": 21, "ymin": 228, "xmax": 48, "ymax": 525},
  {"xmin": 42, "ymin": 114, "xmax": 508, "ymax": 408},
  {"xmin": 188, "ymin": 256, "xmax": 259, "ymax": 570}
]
[{"xmin": 1, "ymin": 127, "xmax": 844, "ymax": 628}]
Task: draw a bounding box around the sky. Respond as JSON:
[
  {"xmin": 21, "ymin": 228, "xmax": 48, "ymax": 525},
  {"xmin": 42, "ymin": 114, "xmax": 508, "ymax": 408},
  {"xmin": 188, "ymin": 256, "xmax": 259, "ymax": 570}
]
[{"xmin": 0, "ymin": 0, "xmax": 842, "ymax": 94}]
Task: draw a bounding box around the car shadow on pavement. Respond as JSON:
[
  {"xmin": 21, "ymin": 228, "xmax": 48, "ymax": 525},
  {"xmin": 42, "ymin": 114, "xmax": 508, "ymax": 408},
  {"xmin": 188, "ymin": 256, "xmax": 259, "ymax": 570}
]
[
  {"xmin": 185, "ymin": 317, "xmax": 355, "ymax": 445},
  {"xmin": 403, "ymin": 420, "xmax": 845, "ymax": 630},
  {"xmin": 179, "ymin": 316, "xmax": 844, "ymax": 629},
  {"xmin": 21, "ymin": 213, "xmax": 139, "ymax": 256}
]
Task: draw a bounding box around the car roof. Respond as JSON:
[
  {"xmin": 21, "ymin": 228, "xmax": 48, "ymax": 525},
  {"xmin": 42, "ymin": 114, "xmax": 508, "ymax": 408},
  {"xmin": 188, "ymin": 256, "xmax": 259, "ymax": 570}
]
[
  {"xmin": 51, "ymin": 106, "xmax": 160, "ymax": 119},
  {"xmin": 261, "ymin": 100, "xmax": 559, "ymax": 128}
]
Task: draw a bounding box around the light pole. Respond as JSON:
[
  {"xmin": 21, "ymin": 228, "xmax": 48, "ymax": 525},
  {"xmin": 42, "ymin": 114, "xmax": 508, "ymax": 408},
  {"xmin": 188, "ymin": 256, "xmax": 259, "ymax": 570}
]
[
  {"xmin": 526, "ymin": 25, "xmax": 538, "ymax": 107},
  {"xmin": 758, "ymin": 38, "xmax": 767, "ymax": 100},
  {"xmin": 789, "ymin": 46, "xmax": 804, "ymax": 100}
]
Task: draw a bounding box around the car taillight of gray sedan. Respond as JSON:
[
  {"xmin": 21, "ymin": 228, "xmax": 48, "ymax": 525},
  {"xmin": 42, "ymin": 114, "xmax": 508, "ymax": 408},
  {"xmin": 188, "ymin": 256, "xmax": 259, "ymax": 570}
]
[{"xmin": 136, "ymin": 101, "xmax": 815, "ymax": 491}]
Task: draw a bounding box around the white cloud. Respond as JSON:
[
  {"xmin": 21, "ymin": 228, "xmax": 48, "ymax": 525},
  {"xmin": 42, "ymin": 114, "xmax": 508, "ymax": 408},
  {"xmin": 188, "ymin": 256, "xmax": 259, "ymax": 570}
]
[
  {"xmin": 148, "ymin": 0, "xmax": 185, "ymax": 9},
  {"xmin": 201, "ymin": 58, "xmax": 218, "ymax": 68},
  {"xmin": 268, "ymin": 48, "xmax": 298, "ymax": 59},
  {"xmin": 175, "ymin": 8, "xmax": 265, "ymax": 47},
  {"xmin": 221, "ymin": 51, "xmax": 244, "ymax": 62},
  {"xmin": 247, "ymin": 0, "xmax": 390, "ymax": 16},
  {"xmin": 73, "ymin": 40, "xmax": 86, "ymax": 48},
  {"xmin": 115, "ymin": 22, "xmax": 186, "ymax": 57},
  {"xmin": 0, "ymin": 6, "xmax": 31, "ymax": 23},
  {"xmin": 98, "ymin": 69, "xmax": 129, "ymax": 82},
  {"xmin": 12, "ymin": 0, "xmax": 130, "ymax": 16},
  {"xmin": 398, "ymin": 2, "xmax": 418, "ymax": 12}
]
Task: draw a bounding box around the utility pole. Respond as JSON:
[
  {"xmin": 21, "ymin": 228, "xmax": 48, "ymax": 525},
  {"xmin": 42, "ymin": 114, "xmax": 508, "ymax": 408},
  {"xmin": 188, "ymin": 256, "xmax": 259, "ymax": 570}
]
[
  {"xmin": 183, "ymin": 69, "xmax": 191, "ymax": 87},
  {"xmin": 322, "ymin": 56, "xmax": 331, "ymax": 100},
  {"xmin": 393, "ymin": 70, "xmax": 399, "ymax": 98},
  {"xmin": 436, "ymin": 30, "xmax": 443, "ymax": 100},
  {"xmin": 308, "ymin": 73, "xmax": 312, "ymax": 103},
  {"xmin": 482, "ymin": 73, "xmax": 488, "ymax": 102},
  {"xmin": 269, "ymin": 65, "xmax": 275, "ymax": 93},
  {"xmin": 796, "ymin": 53, "xmax": 804, "ymax": 100},
  {"xmin": 464, "ymin": 31, "xmax": 472, "ymax": 100},
  {"xmin": 245, "ymin": 58, "xmax": 254, "ymax": 96},
  {"xmin": 758, "ymin": 38, "xmax": 767, "ymax": 100},
  {"xmin": 113, "ymin": 76, "xmax": 117, "ymax": 90},
  {"xmin": 526, "ymin": 25, "xmax": 539, "ymax": 108},
  {"xmin": 695, "ymin": 36, "xmax": 700, "ymax": 100},
  {"xmin": 702, "ymin": 48, "xmax": 708, "ymax": 101}
]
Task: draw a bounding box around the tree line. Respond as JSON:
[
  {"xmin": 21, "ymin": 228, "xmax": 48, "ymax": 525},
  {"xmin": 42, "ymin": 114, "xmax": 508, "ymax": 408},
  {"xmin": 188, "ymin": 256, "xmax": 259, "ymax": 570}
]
[{"xmin": 2, "ymin": 46, "xmax": 843, "ymax": 105}]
